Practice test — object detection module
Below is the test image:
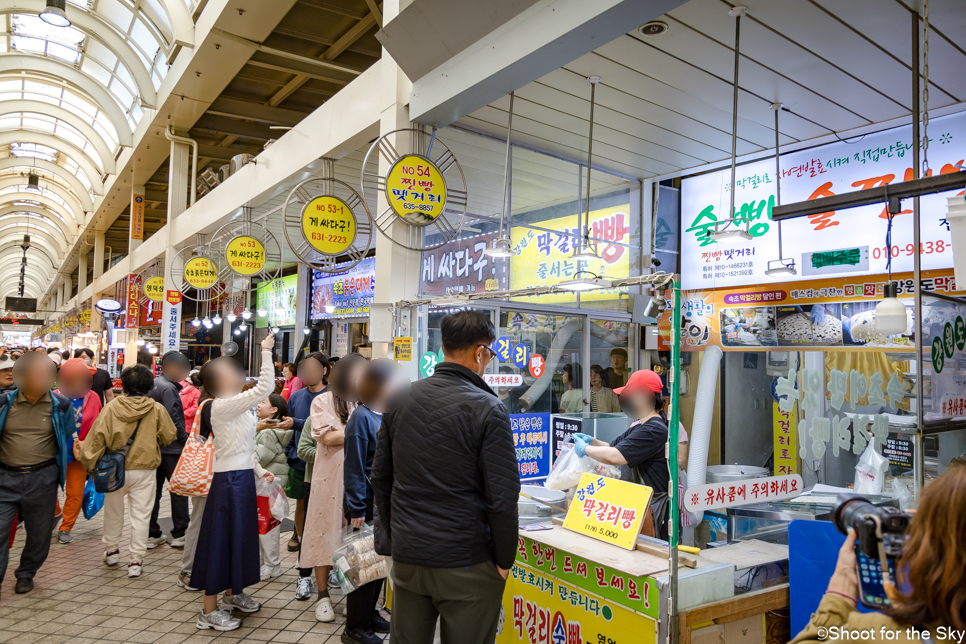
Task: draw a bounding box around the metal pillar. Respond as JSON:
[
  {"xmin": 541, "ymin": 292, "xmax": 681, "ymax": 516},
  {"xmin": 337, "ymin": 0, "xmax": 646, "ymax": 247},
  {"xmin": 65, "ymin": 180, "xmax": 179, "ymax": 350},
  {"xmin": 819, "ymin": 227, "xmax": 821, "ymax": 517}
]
[
  {"xmin": 911, "ymin": 10, "xmax": 925, "ymax": 497},
  {"xmin": 667, "ymin": 283, "xmax": 682, "ymax": 644}
]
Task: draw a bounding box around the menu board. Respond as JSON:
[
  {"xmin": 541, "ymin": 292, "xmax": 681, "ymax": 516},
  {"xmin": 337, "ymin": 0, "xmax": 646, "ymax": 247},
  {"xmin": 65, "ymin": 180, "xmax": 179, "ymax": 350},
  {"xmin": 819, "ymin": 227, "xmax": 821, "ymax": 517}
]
[{"xmin": 510, "ymin": 413, "xmax": 551, "ymax": 482}]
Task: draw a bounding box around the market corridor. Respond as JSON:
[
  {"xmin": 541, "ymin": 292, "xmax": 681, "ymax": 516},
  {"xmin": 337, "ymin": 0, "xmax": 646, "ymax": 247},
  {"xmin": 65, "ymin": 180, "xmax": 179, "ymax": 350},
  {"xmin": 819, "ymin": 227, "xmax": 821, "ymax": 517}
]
[{"xmin": 0, "ymin": 496, "xmax": 358, "ymax": 644}]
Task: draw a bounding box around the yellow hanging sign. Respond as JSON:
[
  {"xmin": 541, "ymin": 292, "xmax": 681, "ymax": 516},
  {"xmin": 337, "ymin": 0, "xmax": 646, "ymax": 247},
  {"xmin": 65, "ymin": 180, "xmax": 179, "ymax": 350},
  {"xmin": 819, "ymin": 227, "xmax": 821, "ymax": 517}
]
[
  {"xmin": 562, "ymin": 473, "xmax": 652, "ymax": 551},
  {"xmin": 143, "ymin": 276, "xmax": 164, "ymax": 302},
  {"xmin": 385, "ymin": 154, "xmax": 447, "ymax": 222},
  {"xmin": 301, "ymin": 196, "xmax": 356, "ymax": 255},
  {"xmin": 184, "ymin": 257, "xmax": 218, "ymax": 290},
  {"xmin": 225, "ymin": 235, "xmax": 266, "ymax": 276}
]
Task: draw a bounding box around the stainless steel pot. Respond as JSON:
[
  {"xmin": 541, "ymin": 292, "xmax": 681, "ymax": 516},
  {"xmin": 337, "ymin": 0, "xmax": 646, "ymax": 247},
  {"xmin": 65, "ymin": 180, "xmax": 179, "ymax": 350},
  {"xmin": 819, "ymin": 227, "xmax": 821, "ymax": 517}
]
[{"xmin": 705, "ymin": 464, "xmax": 769, "ymax": 483}]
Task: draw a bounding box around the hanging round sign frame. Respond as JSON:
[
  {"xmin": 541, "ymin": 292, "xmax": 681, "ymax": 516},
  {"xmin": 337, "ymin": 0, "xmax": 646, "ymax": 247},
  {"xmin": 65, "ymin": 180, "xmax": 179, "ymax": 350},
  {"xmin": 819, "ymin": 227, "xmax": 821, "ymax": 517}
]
[
  {"xmin": 210, "ymin": 217, "xmax": 282, "ymax": 289},
  {"xmin": 360, "ymin": 127, "xmax": 468, "ymax": 252},
  {"xmin": 282, "ymin": 175, "xmax": 373, "ymax": 273},
  {"xmin": 170, "ymin": 246, "xmax": 226, "ymax": 302},
  {"xmin": 133, "ymin": 260, "xmax": 166, "ymax": 307}
]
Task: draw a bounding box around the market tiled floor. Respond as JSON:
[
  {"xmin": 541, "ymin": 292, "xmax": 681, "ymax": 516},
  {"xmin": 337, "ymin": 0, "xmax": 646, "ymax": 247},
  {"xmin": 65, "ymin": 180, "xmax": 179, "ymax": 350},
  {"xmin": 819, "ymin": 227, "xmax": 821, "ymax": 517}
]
[{"xmin": 0, "ymin": 492, "xmax": 383, "ymax": 644}]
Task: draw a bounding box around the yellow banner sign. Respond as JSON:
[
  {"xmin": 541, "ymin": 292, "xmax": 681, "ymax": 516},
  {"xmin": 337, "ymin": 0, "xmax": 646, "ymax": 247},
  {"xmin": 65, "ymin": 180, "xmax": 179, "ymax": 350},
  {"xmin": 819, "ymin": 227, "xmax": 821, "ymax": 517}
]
[
  {"xmin": 386, "ymin": 154, "xmax": 447, "ymax": 222},
  {"xmin": 144, "ymin": 276, "xmax": 164, "ymax": 302},
  {"xmin": 562, "ymin": 473, "xmax": 651, "ymax": 551},
  {"xmin": 510, "ymin": 204, "xmax": 631, "ymax": 304},
  {"xmin": 301, "ymin": 195, "xmax": 356, "ymax": 255},
  {"xmin": 393, "ymin": 336, "xmax": 412, "ymax": 361},
  {"xmin": 131, "ymin": 194, "xmax": 144, "ymax": 240},
  {"xmin": 184, "ymin": 257, "xmax": 218, "ymax": 290},
  {"xmin": 496, "ymin": 563, "xmax": 656, "ymax": 644},
  {"xmin": 225, "ymin": 235, "xmax": 266, "ymax": 276}
]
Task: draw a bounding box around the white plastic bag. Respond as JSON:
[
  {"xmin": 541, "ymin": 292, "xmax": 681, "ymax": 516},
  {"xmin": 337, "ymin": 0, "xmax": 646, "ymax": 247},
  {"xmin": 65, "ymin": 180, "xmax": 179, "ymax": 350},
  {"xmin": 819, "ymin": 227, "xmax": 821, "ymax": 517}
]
[
  {"xmin": 854, "ymin": 440, "xmax": 887, "ymax": 494},
  {"xmin": 545, "ymin": 441, "xmax": 621, "ymax": 491},
  {"xmin": 255, "ymin": 476, "xmax": 289, "ymax": 522}
]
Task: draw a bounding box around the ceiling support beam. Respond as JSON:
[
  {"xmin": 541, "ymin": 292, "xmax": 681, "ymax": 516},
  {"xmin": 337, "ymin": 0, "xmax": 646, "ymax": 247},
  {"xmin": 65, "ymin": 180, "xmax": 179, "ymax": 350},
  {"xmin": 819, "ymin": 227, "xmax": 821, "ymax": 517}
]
[
  {"xmin": 210, "ymin": 27, "xmax": 363, "ymax": 76},
  {"xmin": 400, "ymin": 0, "xmax": 680, "ymax": 127},
  {"xmin": 207, "ymin": 97, "xmax": 308, "ymax": 127},
  {"xmin": 267, "ymin": 7, "xmax": 379, "ymax": 106}
]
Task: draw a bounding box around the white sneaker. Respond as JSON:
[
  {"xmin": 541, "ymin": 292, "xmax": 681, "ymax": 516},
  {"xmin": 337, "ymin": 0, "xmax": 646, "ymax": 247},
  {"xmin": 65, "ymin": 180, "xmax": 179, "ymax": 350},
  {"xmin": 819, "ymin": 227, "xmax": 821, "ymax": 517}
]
[
  {"xmin": 259, "ymin": 563, "xmax": 282, "ymax": 581},
  {"xmin": 104, "ymin": 550, "xmax": 119, "ymax": 566},
  {"xmin": 294, "ymin": 576, "xmax": 313, "ymax": 600},
  {"xmin": 176, "ymin": 572, "xmax": 200, "ymax": 592},
  {"xmin": 145, "ymin": 535, "xmax": 167, "ymax": 549},
  {"xmin": 315, "ymin": 596, "xmax": 335, "ymax": 623},
  {"xmin": 127, "ymin": 562, "xmax": 142, "ymax": 578},
  {"xmin": 196, "ymin": 608, "xmax": 241, "ymax": 632},
  {"xmin": 222, "ymin": 592, "xmax": 260, "ymax": 614},
  {"xmin": 169, "ymin": 536, "xmax": 186, "ymax": 548}
]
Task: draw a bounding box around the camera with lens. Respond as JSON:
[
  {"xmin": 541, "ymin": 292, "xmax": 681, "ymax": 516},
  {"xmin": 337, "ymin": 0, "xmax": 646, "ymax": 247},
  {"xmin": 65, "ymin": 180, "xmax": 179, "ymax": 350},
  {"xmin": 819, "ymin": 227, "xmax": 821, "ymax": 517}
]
[{"xmin": 832, "ymin": 494, "xmax": 912, "ymax": 608}]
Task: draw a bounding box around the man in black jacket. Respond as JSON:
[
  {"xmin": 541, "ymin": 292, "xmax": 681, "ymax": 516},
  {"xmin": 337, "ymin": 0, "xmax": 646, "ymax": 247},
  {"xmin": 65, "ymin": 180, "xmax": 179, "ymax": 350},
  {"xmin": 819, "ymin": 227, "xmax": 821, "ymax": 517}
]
[
  {"xmin": 146, "ymin": 351, "xmax": 189, "ymax": 549},
  {"xmin": 372, "ymin": 310, "xmax": 519, "ymax": 644}
]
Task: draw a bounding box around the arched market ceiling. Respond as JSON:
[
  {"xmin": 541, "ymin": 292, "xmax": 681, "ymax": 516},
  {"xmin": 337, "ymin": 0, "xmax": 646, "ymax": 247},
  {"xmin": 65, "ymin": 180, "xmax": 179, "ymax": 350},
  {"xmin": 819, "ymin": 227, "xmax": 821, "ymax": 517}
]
[{"xmin": 0, "ymin": 0, "xmax": 194, "ymax": 300}]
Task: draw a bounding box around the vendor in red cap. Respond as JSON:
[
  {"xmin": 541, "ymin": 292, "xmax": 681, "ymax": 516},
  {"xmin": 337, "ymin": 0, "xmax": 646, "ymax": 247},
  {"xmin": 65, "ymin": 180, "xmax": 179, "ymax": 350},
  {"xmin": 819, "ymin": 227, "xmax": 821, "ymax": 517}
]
[{"xmin": 573, "ymin": 369, "xmax": 672, "ymax": 539}]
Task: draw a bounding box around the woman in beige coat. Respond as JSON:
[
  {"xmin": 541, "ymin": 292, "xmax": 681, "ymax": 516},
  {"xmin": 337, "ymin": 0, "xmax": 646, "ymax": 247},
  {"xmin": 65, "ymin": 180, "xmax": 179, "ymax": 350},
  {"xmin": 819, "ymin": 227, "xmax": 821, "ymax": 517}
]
[{"xmin": 300, "ymin": 354, "xmax": 366, "ymax": 623}]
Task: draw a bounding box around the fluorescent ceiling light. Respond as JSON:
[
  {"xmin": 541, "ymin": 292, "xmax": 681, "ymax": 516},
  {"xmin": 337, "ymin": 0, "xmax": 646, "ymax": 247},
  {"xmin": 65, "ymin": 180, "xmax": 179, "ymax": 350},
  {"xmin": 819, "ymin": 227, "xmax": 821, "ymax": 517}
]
[
  {"xmin": 558, "ymin": 277, "xmax": 613, "ymax": 292},
  {"xmin": 483, "ymin": 238, "xmax": 515, "ymax": 258},
  {"xmin": 765, "ymin": 259, "xmax": 797, "ymax": 277},
  {"xmin": 571, "ymin": 244, "xmax": 599, "ymax": 260},
  {"xmin": 875, "ymin": 282, "xmax": 907, "ymax": 336},
  {"xmin": 708, "ymin": 228, "xmax": 753, "ymax": 243}
]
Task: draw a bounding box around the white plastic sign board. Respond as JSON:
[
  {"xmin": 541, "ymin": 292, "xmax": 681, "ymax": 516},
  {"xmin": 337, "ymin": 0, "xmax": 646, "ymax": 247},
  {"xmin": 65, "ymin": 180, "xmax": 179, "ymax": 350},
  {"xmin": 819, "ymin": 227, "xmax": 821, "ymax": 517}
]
[
  {"xmin": 684, "ymin": 474, "xmax": 803, "ymax": 512},
  {"xmin": 483, "ymin": 373, "xmax": 523, "ymax": 389},
  {"xmin": 681, "ymin": 111, "xmax": 966, "ymax": 291}
]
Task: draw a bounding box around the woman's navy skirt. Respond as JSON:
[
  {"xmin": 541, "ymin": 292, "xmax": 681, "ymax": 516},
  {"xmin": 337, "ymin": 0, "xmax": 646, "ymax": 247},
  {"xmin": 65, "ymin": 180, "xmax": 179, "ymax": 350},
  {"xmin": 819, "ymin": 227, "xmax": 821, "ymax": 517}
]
[{"xmin": 190, "ymin": 469, "xmax": 260, "ymax": 595}]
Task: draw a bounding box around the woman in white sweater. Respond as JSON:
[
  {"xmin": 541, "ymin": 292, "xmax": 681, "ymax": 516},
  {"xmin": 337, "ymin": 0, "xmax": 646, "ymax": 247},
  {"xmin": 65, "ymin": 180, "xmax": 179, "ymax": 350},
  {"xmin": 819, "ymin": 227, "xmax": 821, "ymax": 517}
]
[{"xmin": 191, "ymin": 334, "xmax": 277, "ymax": 632}]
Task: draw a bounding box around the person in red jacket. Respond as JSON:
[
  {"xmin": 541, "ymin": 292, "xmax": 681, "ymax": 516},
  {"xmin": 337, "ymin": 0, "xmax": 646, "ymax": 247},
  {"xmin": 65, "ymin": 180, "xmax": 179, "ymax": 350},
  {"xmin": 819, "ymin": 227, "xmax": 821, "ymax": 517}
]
[
  {"xmin": 181, "ymin": 370, "xmax": 201, "ymax": 432},
  {"xmin": 54, "ymin": 358, "xmax": 103, "ymax": 544}
]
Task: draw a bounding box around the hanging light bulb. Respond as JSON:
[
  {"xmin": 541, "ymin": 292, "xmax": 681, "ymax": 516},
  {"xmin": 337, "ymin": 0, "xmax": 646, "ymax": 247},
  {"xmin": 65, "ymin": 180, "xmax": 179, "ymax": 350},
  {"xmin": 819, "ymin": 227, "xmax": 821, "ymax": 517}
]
[
  {"xmin": 212, "ymin": 314, "xmax": 223, "ymax": 325},
  {"xmin": 324, "ymin": 304, "xmax": 335, "ymax": 314},
  {"xmin": 191, "ymin": 317, "xmax": 201, "ymax": 327},
  {"xmin": 257, "ymin": 308, "xmax": 268, "ymax": 317},
  {"xmin": 875, "ymin": 282, "xmax": 908, "ymax": 336},
  {"xmin": 303, "ymin": 328, "xmax": 311, "ymax": 335},
  {"xmin": 242, "ymin": 310, "xmax": 252, "ymax": 320},
  {"xmin": 226, "ymin": 312, "xmax": 237, "ymax": 323},
  {"xmin": 147, "ymin": 344, "xmax": 158, "ymax": 354},
  {"xmin": 233, "ymin": 328, "xmax": 241, "ymax": 336},
  {"xmin": 239, "ymin": 322, "xmax": 248, "ymax": 331},
  {"xmin": 136, "ymin": 339, "xmax": 146, "ymax": 346},
  {"xmin": 40, "ymin": 0, "xmax": 71, "ymax": 27},
  {"xmin": 271, "ymin": 326, "xmax": 281, "ymax": 334},
  {"xmin": 202, "ymin": 317, "xmax": 213, "ymax": 329},
  {"xmin": 571, "ymin": 76, "xmax": 602, "ymax": 262},
  {"xmin": 274, "ymin": 308, "xmax": 287, "ymax": 317}
]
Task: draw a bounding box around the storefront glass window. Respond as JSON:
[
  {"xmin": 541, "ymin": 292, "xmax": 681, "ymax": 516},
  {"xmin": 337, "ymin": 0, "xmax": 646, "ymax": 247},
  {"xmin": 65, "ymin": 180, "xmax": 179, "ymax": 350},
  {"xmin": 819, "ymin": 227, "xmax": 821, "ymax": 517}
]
[{"xmin": 495, "ymin": 311, "xmax": 584, "ymax": 416}]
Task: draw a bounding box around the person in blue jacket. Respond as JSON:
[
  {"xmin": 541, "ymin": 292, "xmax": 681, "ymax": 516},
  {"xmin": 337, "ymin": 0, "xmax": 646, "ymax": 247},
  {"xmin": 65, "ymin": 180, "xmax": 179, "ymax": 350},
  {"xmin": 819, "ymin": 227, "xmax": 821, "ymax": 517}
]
[
  {"xmin": 0, "ymin": 352, "xmax": 75, "ymax": 595},
  {"xmin": 281, "ymin": 352, "xmax": 330, "ymax": 551},
  {"xmin": 342, "ymin": 359, "xmax": 401, "ymax": 644}
]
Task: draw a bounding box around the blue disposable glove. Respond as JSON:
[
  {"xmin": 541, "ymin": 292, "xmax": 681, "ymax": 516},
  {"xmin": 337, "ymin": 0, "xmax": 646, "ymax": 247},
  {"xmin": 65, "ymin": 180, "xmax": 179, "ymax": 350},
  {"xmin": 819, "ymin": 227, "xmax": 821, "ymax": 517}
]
[{"xmin": 572, "ymin": 433, "xmax": 593, "ymax": 457}]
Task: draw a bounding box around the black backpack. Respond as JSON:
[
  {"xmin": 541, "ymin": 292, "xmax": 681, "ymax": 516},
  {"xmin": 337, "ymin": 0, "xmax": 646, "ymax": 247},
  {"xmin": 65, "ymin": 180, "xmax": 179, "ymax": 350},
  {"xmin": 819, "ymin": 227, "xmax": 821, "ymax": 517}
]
[{"xmin": 93, "ymin": 419, "xmax": 142, "ymax": 493}]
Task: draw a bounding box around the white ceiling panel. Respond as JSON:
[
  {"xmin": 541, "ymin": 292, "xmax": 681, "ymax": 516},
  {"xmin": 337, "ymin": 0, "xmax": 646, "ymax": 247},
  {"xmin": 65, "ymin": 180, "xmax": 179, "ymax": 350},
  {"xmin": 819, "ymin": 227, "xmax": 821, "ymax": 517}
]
[
  {"xmin": 457, "ymin": 0, "xmax": 966, "ymax": 181},
  {"xmin": 668, "ymin": 0, "xmax": 912, "ymax": 121}
]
